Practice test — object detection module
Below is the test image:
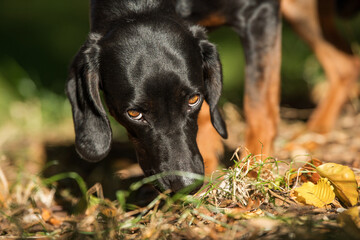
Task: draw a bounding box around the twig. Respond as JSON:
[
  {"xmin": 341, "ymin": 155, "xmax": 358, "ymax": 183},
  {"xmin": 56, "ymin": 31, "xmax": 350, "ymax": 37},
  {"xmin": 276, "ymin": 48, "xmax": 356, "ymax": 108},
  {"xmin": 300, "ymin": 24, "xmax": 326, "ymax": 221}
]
[{"xmin": 268, "ymin": 189, "xmax": 295, "ymax": 205}]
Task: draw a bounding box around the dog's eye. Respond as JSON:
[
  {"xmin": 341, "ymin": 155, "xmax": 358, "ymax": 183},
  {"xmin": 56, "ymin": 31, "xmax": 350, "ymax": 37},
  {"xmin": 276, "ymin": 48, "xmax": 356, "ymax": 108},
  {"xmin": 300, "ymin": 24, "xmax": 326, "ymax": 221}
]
[
  {"xmin": 127, "ymin": 110, "xmax": 143, "ymax": 120},
  {"xmin": 188, "ymin": 94, "xmax": 201, "ymax": 107}
]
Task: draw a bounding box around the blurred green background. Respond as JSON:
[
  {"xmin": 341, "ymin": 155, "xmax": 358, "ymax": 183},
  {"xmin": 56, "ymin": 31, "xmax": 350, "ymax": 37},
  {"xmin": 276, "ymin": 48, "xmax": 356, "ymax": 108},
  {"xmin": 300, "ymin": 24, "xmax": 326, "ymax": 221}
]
[{"xmin": 0, "ymin": 0, "xmax": 359, "ymax": 138}]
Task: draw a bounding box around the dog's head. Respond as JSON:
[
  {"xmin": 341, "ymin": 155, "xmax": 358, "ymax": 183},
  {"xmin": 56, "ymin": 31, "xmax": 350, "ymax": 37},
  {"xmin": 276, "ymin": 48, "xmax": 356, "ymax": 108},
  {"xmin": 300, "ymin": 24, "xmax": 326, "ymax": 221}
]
[{"xmin": 66, "ymin": 19, "xmax": 227, "ymax": 193}]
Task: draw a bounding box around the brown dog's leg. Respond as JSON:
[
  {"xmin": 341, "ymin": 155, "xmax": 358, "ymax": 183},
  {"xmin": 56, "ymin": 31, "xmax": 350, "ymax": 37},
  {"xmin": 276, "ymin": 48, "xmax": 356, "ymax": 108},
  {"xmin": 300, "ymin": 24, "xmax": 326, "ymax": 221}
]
[
  {"xmin": 196, "ymin": 102, "xmax": 224, "ymax": 175},
  {"xmin": 233, "ymin": 0, "xmax": 282, "ymax": 157},
  {"xmin": 282, "ymin": 0, "xmax": 360, "ymax": 133}
]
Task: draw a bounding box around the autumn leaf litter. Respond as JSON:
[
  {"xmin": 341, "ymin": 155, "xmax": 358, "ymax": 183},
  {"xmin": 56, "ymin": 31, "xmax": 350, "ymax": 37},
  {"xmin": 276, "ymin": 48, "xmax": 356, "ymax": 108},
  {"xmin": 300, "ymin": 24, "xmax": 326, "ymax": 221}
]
[{"xmin": 0, "ymin": 105, "xmax": 360, "ymax": 239}]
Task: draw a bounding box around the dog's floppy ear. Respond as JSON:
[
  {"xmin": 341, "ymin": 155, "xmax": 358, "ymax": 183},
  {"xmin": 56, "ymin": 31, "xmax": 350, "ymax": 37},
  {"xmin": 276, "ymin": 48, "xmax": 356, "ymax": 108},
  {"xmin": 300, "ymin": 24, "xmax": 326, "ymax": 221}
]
[
  {"xmin": 190, "ymin": 26, "xmax": 228, "ymax": 139},
  {"xmin": 66, "ymin": 33, "xmax": 112, "ymax": 162}
]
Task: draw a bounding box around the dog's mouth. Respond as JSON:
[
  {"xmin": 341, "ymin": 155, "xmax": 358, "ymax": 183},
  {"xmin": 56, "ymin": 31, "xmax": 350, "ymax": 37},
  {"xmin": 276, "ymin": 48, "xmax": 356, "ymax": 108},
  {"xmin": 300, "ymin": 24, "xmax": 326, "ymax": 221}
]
[
  {"xmin": 142, "ymin": 168, "xmax": 204, "ymax": 194},
  {"xmin": 154, "ymin": 175, "xmax": 203, "ymax": 195},
  {"xmin": 129, "ymin": 128, "xmax": 205, "ymax": 194}
]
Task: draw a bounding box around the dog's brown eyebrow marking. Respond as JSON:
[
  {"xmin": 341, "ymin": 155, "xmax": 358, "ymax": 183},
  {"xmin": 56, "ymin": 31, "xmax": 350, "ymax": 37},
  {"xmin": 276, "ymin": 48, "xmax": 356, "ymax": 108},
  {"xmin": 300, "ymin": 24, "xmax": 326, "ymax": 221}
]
[{"xmin": 197, "ymin": 12, "xmax": 227, "ymax": 27}]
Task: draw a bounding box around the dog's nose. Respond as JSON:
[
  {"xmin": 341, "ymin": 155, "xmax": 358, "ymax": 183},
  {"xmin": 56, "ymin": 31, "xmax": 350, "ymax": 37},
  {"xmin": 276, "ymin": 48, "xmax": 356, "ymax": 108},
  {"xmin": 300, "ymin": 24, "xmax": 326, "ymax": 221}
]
[{"xmin": 163, "ymin": 175, "xmax": 203, "ymax": 194}]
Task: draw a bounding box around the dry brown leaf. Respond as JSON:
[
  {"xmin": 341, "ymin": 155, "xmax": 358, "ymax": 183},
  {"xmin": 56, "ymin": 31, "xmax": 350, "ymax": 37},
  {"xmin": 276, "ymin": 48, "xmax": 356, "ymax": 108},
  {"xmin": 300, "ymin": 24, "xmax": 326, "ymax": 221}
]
[
  {"xmin": 0, "ymin": 167, "xmax": 8, "ymax": 208},
  {"xmin": 291, "ymin": 178, "xmax": 335, "ymax": 208},
  {"xmin": 286, "ymin": 158, "xmax": 323, "ymax": 186},
  {"xmin": 246, "ymin": 217, "xmax": 280, "ymax": 232},
  {"xmin": 284, "ymin": 142, "xmax": 297, "ymax": 152},
  {"xmin": 301, "ymin": 158, "xmax": 322, "ymax": 184},
  {"xmin": 0, "ymin": 193, "xmax": 6, "ymax": 208},
  {"xmin": 49, "ymin": 217, "xmax": 62, "ymax": 227},
  {"xmin": 225, "ymin": 208, "xmax": 264, "ymax": 220},
  {"xmin": 215, "ymin": 224, "xmax": 226, "ymax": 233},
  {"xmin": 302, "ymin": 141, "xmax": 319, "ymax": 151},
  {"xmin": 41, "ymin": 208, "xmax": 51, "ymax": 222},
  {"xmin": 356, "ymin": 176, "xmax": 360, "ymax": 187},
  {"xmin": 100, "ymin": 207, "xmax": 117, "ymax": 218},
  {"xmin": 316, "ymin": 163, "xmax": 359, "ymax": 207},
  {"xmin": 286, "ymin": 168, "xmax": 299, "ymax": 186}
]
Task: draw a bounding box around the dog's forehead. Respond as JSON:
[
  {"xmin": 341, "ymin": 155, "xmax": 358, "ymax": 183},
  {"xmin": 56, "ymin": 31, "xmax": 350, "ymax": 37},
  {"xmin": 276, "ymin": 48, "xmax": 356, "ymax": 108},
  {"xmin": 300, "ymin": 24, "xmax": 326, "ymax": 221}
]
[
  {"xmin": 100, "ymin": 20, "xmax": 203, "ymax": 80},
  {"xmin": 139, "ymin": 72, "xmax": 199, "ymax": 104},
  {"xmin": 100, "ymin": 20, "xmax": 204, "ymax": 110}
]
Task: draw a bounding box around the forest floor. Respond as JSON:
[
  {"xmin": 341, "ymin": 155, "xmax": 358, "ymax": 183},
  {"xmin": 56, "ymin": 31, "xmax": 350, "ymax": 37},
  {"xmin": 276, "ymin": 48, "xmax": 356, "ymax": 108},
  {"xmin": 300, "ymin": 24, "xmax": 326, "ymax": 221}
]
[{"xmin": 0, "ymin": 103, "xmax": 359, "ymax": 239}]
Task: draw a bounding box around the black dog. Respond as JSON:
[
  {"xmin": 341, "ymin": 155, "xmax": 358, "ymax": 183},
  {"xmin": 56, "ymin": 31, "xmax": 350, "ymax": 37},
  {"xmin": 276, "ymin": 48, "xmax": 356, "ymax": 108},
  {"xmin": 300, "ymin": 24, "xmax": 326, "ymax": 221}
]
[{"xmin": 66, "ymin": 0, "xmax": 281, "ymax": 193}]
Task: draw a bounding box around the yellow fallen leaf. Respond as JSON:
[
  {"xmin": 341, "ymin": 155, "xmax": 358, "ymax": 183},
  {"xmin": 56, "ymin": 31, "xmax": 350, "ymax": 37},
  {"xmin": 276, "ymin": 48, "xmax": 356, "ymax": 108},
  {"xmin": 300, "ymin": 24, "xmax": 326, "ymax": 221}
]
[
  {"xmin": 337, "ymin": 207, "xmax": 360, "ymax": 238},
  {"xmin": 338, "ymin": 207, "xmax": 360, "ymax": 226},
  {"xmin": 292, "ymin": 178, "xmax": 335, "ymax": 208},
  {"xmin": 316, "ymin": 163, "xmax": 359, "ymax": 207}
]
